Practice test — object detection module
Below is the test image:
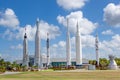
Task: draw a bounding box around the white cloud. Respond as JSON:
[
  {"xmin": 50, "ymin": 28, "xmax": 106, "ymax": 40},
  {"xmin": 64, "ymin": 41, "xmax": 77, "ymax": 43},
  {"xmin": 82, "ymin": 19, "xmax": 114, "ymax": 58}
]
[
  {"xmin": 50, "ymin": 35, "xmax": 95, "ymax": 59},
  {"xmin": 57, "ymin": 0, "xmax": 88, "ymax": 10},
  {"xmin": 0, "ymin": 8, "xmax": 19, "ymax": 28},
  {"xmin": 3, "ymin": 20, "xmax": 60, "ymax": 41},
  {"xmin": 103, "ymin": 3, "xmax": 120, "ymax": 27},
  {"xmin": 10, "ymin": 44, "xmax": 23, "ymax": 50},
  {"xmin": 58, "ymin": 41, "xmax": 66, "ymax": 47},
  {"xmin": 39, "ymin": 20, "xmax": 60, "ymax": 40},
  {"xmin": 50, "ymin": 34, "xmax": 120, "ymax": 59},
  {"xmin": 70, "ymin": 35, "xmax": 95, "ymax": 48},
  {"xmin": 16, "ymin": 25, "xmax": 36, "ymax": 41},
  {"xmin": 82, "ymin": 35, "xmax": 95, "ymax": 48},
  {"xmin": 50, "ymin": 41, "xmax": 66, "ymax": 58},
  {"xmin": 100, "ymin": 34, "xmax": 120, "ymax": 57},
  {"xmin": 110, "ymin": 34, "xmax": 120, "ymax": 49},
  {"xmin": 57, "ymin": 11, "xmax": 98, "ymax": 35},
  {"xmin": 52, "ymin": 44, "xmax": 58, "ymax": 48},
  {"xmin": 0, "ymin": 8, "xmax": 60, "ymax": 41},
  {"xmin": 102, "ymin": 29, "xmax": 114, "ymax": 35},
  {"xmin": 3, "ymin": 29, "xmax": 16, "ymax": 40}
]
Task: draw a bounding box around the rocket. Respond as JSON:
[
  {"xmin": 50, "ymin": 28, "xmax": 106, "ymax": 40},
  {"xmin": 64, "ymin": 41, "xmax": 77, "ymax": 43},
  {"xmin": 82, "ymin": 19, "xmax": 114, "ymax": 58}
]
[
  {"xmin": 34, "ymin": 18, "xmax": 41, "ymax": 69},
  {"xmin": 46, "ymin": 33, "xmax": 50, "ymax": 68},
  {"xmin": 23, "ymin": 28, "xmax": 29, "ymax": 68},
  {"xmin": 76, "ymin": 21, "xmax": 82, "ymax": 65},
  {"xmin": 95, "ymin": 34, "xmax": 99, "ymax": 66},
  {"xmin": 66, "ymin": 19, "xmax": 71, "ymax": 66}
]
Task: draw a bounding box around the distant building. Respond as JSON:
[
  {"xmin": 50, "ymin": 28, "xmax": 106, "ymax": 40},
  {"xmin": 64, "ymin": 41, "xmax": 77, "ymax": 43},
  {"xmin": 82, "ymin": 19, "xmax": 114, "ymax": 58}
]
[
  {"xmin": 16, "ymin": 55, "xmax": 88, "ymax": 67},
  {"xmin": 29, "ymin": 55, "xmax": 34, "ymax": 67}
]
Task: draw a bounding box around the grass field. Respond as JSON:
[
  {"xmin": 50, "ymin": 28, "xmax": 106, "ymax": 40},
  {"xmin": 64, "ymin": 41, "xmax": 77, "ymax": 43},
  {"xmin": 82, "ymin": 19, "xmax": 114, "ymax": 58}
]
[{"xmin": 0, "ymin": 70, "xmax": 120, "ymax": 80}]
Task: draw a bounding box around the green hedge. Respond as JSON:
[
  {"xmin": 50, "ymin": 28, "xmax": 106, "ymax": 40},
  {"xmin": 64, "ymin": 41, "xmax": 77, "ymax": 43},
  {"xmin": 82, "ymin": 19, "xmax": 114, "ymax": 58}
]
[{"xmin": 0, "ymin": 66, "xmax": 6, "ymax": 72}]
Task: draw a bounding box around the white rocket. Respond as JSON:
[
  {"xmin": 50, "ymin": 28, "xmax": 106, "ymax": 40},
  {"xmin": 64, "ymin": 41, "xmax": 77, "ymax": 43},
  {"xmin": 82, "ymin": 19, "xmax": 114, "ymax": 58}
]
[
  {"xmin": 23, "ymin": 28, "xmax": 29, "ymax": 68},
  {"xmin": 46, "ymin": 33, "xmax": 50, "ymax": 67},
  {"xmin": 34, "ymin": 18, "xmax": 41, "ymax": 69},
  {"xmin": 66, "ymin": 19, "xmax": 71, "ymax": 66},
  {"xmin": 95, "ymin": 34, "xmax": 99, "ymax": 66},
  {"xmin": 76, "ymin": 21, "xmax": 82, "ymax": 65}
]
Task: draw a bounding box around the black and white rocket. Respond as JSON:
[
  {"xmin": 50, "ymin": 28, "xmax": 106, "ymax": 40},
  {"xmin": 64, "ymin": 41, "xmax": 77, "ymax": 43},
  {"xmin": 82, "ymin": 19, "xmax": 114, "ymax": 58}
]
[
  {"xmin": 34, "ymin": 18, "xmax": 41, "ymax": 69},
  {"xmin": 76, "ymin": 21, "xmax": 82, "ymax": 65},
  {"xmin": 66, "ymin": 19, "xmax": 71, "ymax": 66},
  {"xmin": 95, "ymin": 34, "xmax": 99, "ymax": 66},
  {"xmin": 46, "ymin": 33, "xmax": 50, "ymax": 67},
  {"xmin": 23, "ymin": 28, "xmax": 29, "ymax": 68}
]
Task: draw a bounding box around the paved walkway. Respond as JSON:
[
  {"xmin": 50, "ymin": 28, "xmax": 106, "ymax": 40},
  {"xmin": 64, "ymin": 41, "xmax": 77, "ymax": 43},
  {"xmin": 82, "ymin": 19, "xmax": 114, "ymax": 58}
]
[
  {"xmin": 0, "ymin": 72, "xmax": 22, "ymax": 75},
  {"xmin": 55, "ymin": 69, "xmax": 120, "ymax": 72}
]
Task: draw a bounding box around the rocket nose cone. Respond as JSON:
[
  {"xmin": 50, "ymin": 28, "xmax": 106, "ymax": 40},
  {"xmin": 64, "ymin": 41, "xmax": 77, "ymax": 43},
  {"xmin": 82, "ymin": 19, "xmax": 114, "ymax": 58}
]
[{"xmin": 24, "ymin": 33, "xmax": 27, "ymax": 38}]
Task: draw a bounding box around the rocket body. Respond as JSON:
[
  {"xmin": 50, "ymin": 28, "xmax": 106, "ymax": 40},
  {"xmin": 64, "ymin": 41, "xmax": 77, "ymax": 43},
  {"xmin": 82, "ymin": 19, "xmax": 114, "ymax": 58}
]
[
  {"xmin": 66, "ymin": 19, "xmax": 71, "ymax": 66},
  {"xmin": 76, "ymin": 22, "xmax": 82, "ymax": 65},
  {"xmin": 47, "ymin": 33, "xmax": 50, "ymax": 67},
  {"xmin": 23, "ymin": 33, "xmax": 29, "ymax": 68},
  {"xmin": 95, "ymin": 34, "xmax": 99, "ymax": 66},
  {"xmin": 34, "ymin": 18, "xmax": 41, "ymax": 69}
]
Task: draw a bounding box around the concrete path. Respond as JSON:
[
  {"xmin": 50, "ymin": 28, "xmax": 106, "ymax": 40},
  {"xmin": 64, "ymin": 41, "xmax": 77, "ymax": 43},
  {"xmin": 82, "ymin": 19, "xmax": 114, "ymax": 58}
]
[{"xmin": 0, "ymin": 72, "xmax": 22, "ymax": 75}]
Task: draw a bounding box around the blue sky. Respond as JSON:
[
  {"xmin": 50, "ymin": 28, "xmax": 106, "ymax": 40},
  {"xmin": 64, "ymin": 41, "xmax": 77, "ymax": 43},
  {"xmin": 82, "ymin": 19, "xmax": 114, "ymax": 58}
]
[{"xmin": 0, "ymin": 0, "xmax": 120, "ymax": 62}]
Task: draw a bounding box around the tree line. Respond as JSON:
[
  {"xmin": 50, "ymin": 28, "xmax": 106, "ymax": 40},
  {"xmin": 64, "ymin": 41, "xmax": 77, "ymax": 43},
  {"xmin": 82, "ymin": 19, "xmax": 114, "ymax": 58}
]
[
  {"xmin": 0, "ymin": 58, "xmax": 28, "ymax": 73},
  {"xmin": 89, "ymin": 58, "xmax": 120, "ymax": 70},
  {"xmin": 0, "ymin": 57, "xmax": 120, "ymax": 73}
]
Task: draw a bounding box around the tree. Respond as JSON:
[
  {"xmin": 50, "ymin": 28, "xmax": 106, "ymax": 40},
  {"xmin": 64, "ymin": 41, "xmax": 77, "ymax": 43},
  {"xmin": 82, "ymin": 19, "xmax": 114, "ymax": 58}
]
[
  {"xmin": 115, "ymin": 58, "xmax": 120, "ymax": 66},
  {"xmin": 99, "ymin": 58, "xmax": 109, "ymax": 70},
  {"xmin": 0, "ymin": 59, "xmax": 6, "ymax": 72},
  {"xmin": 0, "ymin": 59, "xmax": 5, "ymax": 66}
]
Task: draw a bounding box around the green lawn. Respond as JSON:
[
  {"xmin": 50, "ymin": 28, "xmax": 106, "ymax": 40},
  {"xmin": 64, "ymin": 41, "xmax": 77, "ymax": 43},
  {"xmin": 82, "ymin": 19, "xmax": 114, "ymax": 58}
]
[{"xmin": 0, "ymin": 70, "xmax": 120, "ymax": 80}]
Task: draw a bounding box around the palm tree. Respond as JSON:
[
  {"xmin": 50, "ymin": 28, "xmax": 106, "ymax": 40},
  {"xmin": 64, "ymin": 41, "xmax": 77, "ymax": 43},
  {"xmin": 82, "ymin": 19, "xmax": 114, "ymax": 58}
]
[
  {"xmin": 0, "ymin": 59, "xmax": 6, "ymax": 73},
  {"xmin": 0, "ymin": 59, "xmax": 5, "ymax": 66},
  {"xmin": 22, "ymin": 65, "xmax": 27, "ymax": 71}
]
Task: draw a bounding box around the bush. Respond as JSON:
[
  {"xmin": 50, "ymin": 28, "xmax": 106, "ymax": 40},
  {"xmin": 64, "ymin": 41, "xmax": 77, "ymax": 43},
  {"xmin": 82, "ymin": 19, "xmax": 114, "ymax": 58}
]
[
  {"xmin": 52, "ymin": 66, "xmax": 76, "ymax": 70},
  {"xmin": 0, "ymin": 66, "xmax": 6, "ymax": 72}
]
